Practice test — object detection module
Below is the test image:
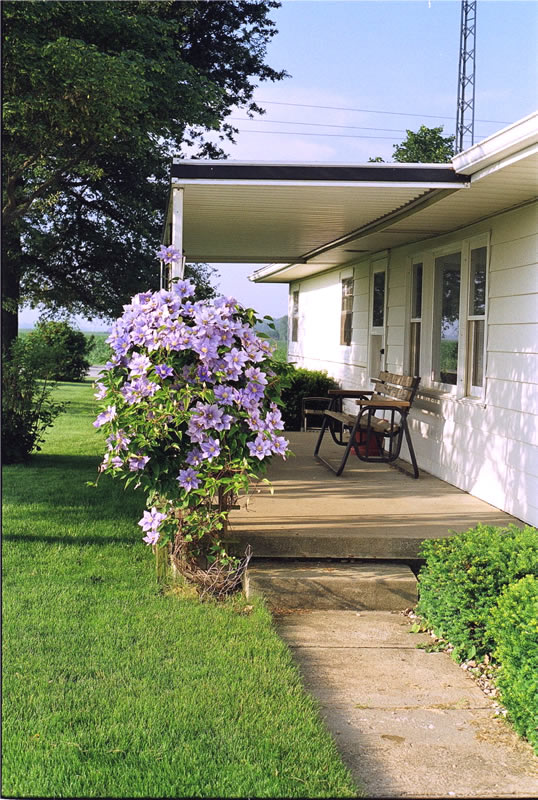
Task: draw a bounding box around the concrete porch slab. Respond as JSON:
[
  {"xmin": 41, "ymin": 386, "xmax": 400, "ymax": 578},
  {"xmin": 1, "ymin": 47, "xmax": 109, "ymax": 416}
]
[{"xmin": 230, "ymin": 431, "xmax": 521, "ymax": 559}]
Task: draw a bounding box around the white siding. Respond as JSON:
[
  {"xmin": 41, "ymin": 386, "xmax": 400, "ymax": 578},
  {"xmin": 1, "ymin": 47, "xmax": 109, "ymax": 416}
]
[{"xmin": 289, "ymin": 202, "xmax": 538, "ymax": 526}]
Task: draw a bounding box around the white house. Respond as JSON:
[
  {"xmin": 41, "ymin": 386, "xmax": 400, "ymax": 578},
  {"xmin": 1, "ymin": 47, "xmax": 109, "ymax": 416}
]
[{"xmin": 163, "ymin": 112, "xmax": 538, "ymax": 527}]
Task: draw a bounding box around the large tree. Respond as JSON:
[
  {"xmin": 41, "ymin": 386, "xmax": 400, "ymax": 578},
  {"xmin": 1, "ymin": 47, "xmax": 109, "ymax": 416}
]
[{"xmin": 2, "ymin": 0, "xmax": 286, "ymax": 348}]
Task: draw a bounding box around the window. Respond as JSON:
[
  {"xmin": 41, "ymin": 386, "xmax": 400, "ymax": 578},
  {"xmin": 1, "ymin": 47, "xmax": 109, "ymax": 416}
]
[
  {"xmin": 372, "ymin": 271, "xmax": 385, "ymax": 328},
  {"xmin": 433, "ymin": 251, "xmax": 461, "ymax": 386},
  {"xmin": 291, "ymin": 290, "xmax": 299, "ymax": 342},
  {"xmin": 409, "ymin": 262, "xmax": 423, "ymax": 377},
  {"xmin": 467, "ymin": 245, "xmax": 487, "ymax": 395},
  {"xmin": 340, "ymin": 277, "xmax": 354, "ymax": 345},
  {"xmin": 426, "ymin": 236, "xmax": 489, "ymax": 396}
]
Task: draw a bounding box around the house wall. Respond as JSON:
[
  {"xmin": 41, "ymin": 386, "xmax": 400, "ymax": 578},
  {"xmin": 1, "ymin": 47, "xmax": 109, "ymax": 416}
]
[{"xmin": 288, "ymin": 201, "xmax": 538, "ymax": 526}]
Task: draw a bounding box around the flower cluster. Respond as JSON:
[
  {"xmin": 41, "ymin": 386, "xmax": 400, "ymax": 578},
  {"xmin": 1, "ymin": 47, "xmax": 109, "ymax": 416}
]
[{"xmin": 93, "ymin": 271, "xmax": 289, "ymax": 562}]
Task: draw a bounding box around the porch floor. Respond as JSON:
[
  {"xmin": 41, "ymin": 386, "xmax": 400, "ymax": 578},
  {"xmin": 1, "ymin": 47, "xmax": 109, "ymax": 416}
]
[{"xmin": 229, "ymin": 431, "xmax": 521, "ymax": 560}]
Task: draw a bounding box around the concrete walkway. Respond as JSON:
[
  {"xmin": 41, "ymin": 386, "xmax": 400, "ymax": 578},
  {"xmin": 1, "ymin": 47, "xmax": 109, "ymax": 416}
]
[{"xmin": 276, "ymin": 610, "xmax": 537, "ymax": 798}]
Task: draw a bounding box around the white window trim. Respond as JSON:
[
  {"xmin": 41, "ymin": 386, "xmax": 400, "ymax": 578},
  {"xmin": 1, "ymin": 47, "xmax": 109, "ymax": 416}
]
[
  {"xmin": 289, "ymin": 285, "xmax": 300, "ymax": 345},
  {"xmin": 410, "ymin": 233, "xmax": 490, "ymax": 402}
]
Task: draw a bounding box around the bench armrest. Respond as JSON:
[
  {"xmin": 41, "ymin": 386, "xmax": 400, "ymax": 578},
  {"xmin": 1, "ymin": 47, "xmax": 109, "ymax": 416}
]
[
  {"xmin": 328, "ymin": 389, "xmax": 374, "ymax": 397},
  {"xmin": 356, "ymin": 398, "xmax": 410, "ymax": 408}
]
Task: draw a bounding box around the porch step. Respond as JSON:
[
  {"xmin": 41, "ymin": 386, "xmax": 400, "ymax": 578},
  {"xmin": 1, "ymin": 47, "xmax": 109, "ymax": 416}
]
[
  {"xmin": 232, "ymin": 530, "xmax": 426, "ymax": 560},
  {"xmin": 243, "ymin": 560, "xmax": 417, "ymax": 611}
]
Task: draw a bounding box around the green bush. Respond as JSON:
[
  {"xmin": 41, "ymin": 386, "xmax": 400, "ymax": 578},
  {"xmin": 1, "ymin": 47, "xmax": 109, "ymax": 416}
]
[
  {"xmin": 417, "ymin": 524, "xmax": 538, "ymax": 659},
  {"xmin": 28, "ymin": 321, "xmax": 93, "ymax": 381},
  {"xmin": 86, "ymin": 332, "xmax": 112, "ymax": 365},
  {"xmin": 1, "ymin": 338, "xmax": 66, "ymax": 463},
  {"xmin": 280, "ymin": 366, "xmax": 339, "ymax": 431},
  {"xmin": 488, "ymin": 575, "xmax": 538, "ymax": 752}
]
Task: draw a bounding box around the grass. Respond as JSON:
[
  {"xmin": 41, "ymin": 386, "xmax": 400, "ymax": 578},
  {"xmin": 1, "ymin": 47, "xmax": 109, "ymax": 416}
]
[{"xmin": 2, "ymin": 382, "xmax": 358, "ymax": 798}]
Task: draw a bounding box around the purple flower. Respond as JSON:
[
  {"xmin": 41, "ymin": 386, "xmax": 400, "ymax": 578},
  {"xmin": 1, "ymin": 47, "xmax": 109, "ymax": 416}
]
[
  {"xmin": 224, "ymin": 348, "xmax": 249, "ymax": 371},
  {"xmin": 195, "ymin": 335, "xmax": 219, "ymax": 362},
  {"xmin": 157, "ymin": 244, "xmax": 182, "ymax": 265},
  {"xmin": 106, "ymin": 429, "xmax": 131, "ymax": 451},
  {"xmin": 245, "ymin": 366, "xmax": 267, "ymax": 385},
  {"xmin": 247, "ymin": 435, "xmax": 273, "ymax": 460},
  {"xmin": 94, "ymin": 382, "xmax": 107, "ymax": 400},
  {"xmin": 128, "ymin": 353, "xmax": 152, "ymax": 376},
  {"xmin": 176, "ymin": 467, "xmax": 201, "ymax": 492},
  {"xmin": 142, "ymin": 529, "xmax": 161, "ymax": 546},
  {"xmin": 185, "ymin": 447, "xmax": 203, "ymax": 467},
  {"xmin": 128, "ymin": 453, "xmax": 150, "ymax": 471},
  {"xmin": 172, "ymin": 279, "xmax": 195, "ymax": 299},
  {"xmin": 155, "ymin": 364, "xmax": 174, "ymax": 379},
  {"xmin": 200, "ymin": 437, "xmax": 221, "ymax": 462},
  {"xmin": 138, "ymin": 507, "xmax": 167, "ymax": 545},
  {"xmin": 270, "ymin": 435, "xmax": 288, "ymax": 457},
  {"xmin": 214, "ymin": 385, "xmax": 235, "ymax": 404},
  {"xmin": 93, "ymin": 405, "xmax": 117, "ymax": 428}
]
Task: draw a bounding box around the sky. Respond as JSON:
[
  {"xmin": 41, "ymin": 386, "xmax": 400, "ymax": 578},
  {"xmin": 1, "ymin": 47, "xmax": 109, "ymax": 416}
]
[{"xmin": 19, "ymin": 0, "xmax": 538, "ymax": 331}]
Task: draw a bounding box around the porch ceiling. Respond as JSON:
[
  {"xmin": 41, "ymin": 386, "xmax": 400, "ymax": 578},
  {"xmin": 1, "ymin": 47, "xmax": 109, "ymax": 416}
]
[
  {"xmin": 252, "ymin": 149, "xmax": 538, "ymax": 282},
  {"xmin": 170, "ymin": 161, "xmax": 467, "ymax": 266}
]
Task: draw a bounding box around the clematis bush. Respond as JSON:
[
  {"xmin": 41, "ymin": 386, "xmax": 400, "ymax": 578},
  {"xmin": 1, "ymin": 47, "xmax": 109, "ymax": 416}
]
[{"xmin": 93, "ymin": 251, "xmax": 290, "ymax": 594}]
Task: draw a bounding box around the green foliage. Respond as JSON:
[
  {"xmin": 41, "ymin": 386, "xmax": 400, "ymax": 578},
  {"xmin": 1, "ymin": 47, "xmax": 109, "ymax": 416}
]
[
  {"xmin": 2, "ymin": 0, "xmax": 286, "ymax": 344},
  {"xmin": 86, "ymin": 332, "xmax": 112, "ymax": 365},
  {"xmin": 1, "ymin": 337, "xmax": 66, "ymax": 463},
  {"xmin": 487, "ymin": 575, "xmax": 538, "ymax": 752},
  {"xmin": 28, "ymin": 320, "xmax": 93, "ymax": 381},
  {"xmin": 392, "ymin": 125, "xmax": 455, "ymax": 163},
  {"xmin": 280, "ymin": 366, "xmax": 340, "ymax": 431},
  {"xmin": 417, "ymin": 524, "xmax": 538, "ymax": 659}
]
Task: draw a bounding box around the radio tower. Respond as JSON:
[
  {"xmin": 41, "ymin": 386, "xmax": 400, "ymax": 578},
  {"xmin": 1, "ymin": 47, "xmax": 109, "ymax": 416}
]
[{"xmin": 455, "ymin": 0, "xmax": 477, "ymax": 153}]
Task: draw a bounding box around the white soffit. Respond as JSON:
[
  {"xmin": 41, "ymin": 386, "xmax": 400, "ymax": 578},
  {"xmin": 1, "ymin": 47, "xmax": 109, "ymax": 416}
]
[
  {"xmin": 253, "ymin": 149, "xmax": 538, "ymax": 283},
  {"xmin": 178, "ymin": 183, "xmax": 439, "ymax": 263},
  {"xmin": 170, "ymin": 161, "xmax": 467, "ymax": 265}
]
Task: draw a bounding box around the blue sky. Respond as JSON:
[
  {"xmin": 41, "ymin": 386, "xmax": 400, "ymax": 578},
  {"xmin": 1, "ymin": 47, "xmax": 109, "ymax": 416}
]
[{"xmin": 20, "ymin": 0, "xmax": 538, "ymax": 330}]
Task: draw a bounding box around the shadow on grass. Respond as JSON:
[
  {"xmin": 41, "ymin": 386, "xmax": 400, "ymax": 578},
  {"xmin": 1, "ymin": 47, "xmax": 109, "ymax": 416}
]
[{"xmin": 4, "ymin": 453, "xmax": 146, "ymax": 528}]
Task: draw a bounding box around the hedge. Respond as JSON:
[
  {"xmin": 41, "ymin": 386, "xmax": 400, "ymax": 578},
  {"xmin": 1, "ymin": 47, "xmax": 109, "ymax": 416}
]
[
  {"xmin": 417, "ymin": 524, "xmax": 538, "ymax": 659},
  {"xmin": 280, "ymin": 367, "xmax": 339, "ymax": 431},
  {"xmin": 487, "ymin": 575, "xmax": 538, "ymax": 753}
]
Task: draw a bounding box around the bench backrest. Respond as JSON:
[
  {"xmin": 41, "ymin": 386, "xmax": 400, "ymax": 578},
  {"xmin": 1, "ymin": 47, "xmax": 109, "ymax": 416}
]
[{"xmin": 371, "ymin": 372, "xmax": 420, "ymax": 407}]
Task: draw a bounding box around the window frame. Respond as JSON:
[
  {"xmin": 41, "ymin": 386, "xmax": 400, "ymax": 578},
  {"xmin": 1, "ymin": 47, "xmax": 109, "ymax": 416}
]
[
  {"xmin": 409, "ymin": 260, "xmax": 423, "ymax": 378},
  {"xmin": 409, "ymin": 232, "xmax": 489, "ymax": 400},
  {"xmin": 340, "ymin": 276, "xmax": 354, "ymax": 346},
  {"xmin": 290, "ymin": 288, "xmax": 300, "ymax": 343}
]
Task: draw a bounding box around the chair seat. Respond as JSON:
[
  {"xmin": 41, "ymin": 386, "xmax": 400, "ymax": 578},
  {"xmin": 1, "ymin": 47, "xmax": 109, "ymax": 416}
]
[{"xmin": 324, "ymin": 409, "xmax": 399, "ymax": 435}]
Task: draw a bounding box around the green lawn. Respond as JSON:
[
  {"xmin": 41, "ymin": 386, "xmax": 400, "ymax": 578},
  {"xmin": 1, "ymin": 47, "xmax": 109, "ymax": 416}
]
[{"xmin": 2, "ymin": 382, "xmax": 358, "ymax": 798}]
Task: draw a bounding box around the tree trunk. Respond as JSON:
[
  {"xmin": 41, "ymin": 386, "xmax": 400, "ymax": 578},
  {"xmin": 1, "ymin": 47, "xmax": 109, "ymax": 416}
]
[{"xmin": 2, "ymin": 224, "xmax": 22, "ymax": 354}]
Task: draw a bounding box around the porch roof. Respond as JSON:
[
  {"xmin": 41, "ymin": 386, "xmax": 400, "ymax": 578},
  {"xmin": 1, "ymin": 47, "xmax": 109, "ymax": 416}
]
[{"xmin": 165, "ymin": 112, "xmax": 537, "ymax": 281}]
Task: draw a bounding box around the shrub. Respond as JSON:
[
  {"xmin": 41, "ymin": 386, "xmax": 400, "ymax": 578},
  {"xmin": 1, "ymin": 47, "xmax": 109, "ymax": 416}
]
[
  {"xmin": 417, "ymin": 524, "xmax": 538, "ymax": 659},
  {"xmin": 87, "ymin": 332, "xmax": 113, "ymax": 365},
  {"xmin": 488, "ymin": 575, "xmax": 538, "ymax": 752},
  {"xmin": 28, "ymin": 321, "xmax": 93, "ymax": 381},
  {"xmin": 94, "ymin": 246, "xmax": 291, "ymax": 596},
  {"xmin": 2, "ymin": 337, "xmax": 66, "ymax": 463},
  {"xmin": 280, "ymin": 367, "xmax": 340, "ymax": 431}
]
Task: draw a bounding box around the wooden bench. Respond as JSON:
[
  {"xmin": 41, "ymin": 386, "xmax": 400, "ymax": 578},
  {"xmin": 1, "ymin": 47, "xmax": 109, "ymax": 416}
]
[{"xmin": 313, "ymin": 372, "xmax": 421, "ymax": 478}]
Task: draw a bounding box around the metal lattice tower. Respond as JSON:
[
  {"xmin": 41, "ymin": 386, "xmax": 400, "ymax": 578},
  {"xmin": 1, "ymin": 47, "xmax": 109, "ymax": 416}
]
[{"xmin": 455, "ymin": 0, "xmax": 477, "ymax": 153}]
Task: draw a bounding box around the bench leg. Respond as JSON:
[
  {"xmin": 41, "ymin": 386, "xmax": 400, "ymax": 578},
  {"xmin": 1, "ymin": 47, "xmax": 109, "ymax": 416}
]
[
  {"xmin": 403, "ymin": 418, "xmax": 420, "ymax": 478},
  {"xmin": 313, "ymin": 414, "xmax": 329, "ymax": 457},
  {"xmin": 315, "ymin": 416, "xmax": 358, "ymax": 476}
]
